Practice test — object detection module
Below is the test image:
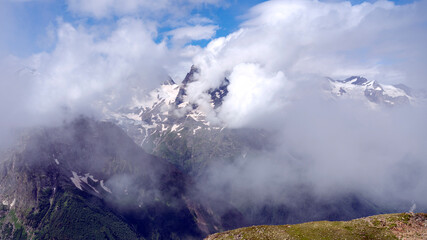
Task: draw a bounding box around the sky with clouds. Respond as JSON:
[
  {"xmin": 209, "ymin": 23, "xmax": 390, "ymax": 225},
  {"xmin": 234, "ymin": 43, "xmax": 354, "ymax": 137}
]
[
  {"xmin": 0, "ymin": 0, "xmax": 418, "ymax": 56},
  {"xmin": 1, "ymin": 0, "xmax": 427, "ymax": 211}
]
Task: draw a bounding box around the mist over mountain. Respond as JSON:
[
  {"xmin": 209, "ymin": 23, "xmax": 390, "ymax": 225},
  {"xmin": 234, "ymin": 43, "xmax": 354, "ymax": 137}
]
[
  {"xmin": 1, "ymin": 0, "xmax": 427, "ymax": 239},
  {"xmin": 106, "ymin": 66, "xmax": 427, "ymax": 224}
]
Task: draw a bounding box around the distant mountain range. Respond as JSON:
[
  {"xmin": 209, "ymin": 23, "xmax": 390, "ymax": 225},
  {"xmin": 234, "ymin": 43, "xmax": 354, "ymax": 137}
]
[
  {"xmin": 326, "ymin": 76, "xmax": 424, "ymax": 107},
  {"xmin": 105, "ymin": 67, "xmax": 425, "ymax": 176}
]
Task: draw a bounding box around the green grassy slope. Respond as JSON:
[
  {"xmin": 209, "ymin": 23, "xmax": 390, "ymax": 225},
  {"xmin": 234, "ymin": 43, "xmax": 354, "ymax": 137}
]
[
  {"xmin": 205, "ymin": 213, "xmax": 427, "ymax": 240},
  {"xmin": 0, "ymin": 187, "xmax": 140, "ymax": 240}
]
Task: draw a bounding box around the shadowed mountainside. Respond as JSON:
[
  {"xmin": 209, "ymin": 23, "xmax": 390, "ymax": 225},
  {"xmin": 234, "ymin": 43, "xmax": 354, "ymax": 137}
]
[{"xmin": 0, "ymin": 117, "xmax": 242, "ymax": 239}]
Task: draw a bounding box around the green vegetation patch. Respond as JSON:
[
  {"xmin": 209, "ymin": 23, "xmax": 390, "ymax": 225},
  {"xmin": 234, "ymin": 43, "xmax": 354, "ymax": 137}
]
[
  {"xmin": 283, "ymin": 219, "xmax": 397, "ymax": 240},
  {"xmin": 206, "ymin": 213, "xmax": 427, "ymax": 240},
  {"xmin": 29, "ymin": 188, "xmax": 139, "ymax": 240},
  {"xmin": 0, "ymin": 209, "xmax": 29, "ymax": 240}
]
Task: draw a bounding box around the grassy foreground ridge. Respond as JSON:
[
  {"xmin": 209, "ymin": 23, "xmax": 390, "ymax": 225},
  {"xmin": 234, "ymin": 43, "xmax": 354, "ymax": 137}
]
[{"xmin": 205, "ymin": 213, "xmax": 427, "ymax": 240}]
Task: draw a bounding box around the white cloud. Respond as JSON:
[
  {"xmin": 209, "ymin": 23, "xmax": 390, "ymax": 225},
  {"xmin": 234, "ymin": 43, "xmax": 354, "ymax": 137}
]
[
  {"xmin": 167, "ymin": 25, "xmax": 218, "ymax": 46},
  {"xmin": 29, "ymin": 18, "xmax": 171, "ymax": 111},
  {"xmin": 218, "ymin": 63, "xmax": 287, "ymax": 127},
  {"xmin": 239, "ymin": 0, "xmax": 427, "ymax": 85}
]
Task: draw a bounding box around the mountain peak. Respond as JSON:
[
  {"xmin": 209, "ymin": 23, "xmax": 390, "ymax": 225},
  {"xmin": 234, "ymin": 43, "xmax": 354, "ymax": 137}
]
[
  {"xmin": 341, "ymin": 76, "xmax": 369, "ymax": 85},
  {"xmin": 162, "ymin": 76, "xmax": 176, "ymax": 85},
  {"xmin": 182, "ymin": 65, "xmax": 200, "ymax": 85},
  {"xmin": 327, "ymin": 76, "xmax": 413, "ymax": 106}
]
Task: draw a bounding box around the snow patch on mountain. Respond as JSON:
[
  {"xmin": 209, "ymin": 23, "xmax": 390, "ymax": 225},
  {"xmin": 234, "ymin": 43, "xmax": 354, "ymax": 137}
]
[
  {"xmin": 327, "ymin": 76, "xmax": 413, "ymax": 107},
  {"xmin": 70, "ymin": 171, "xmax": 83, "ymax": 190},
  {"xmin": 100, "ymin": 180, "xmax": 112, "ymax": 194},
  {"xmin": 70, "ymin": 171, "xmax": 111, "ymax": 194}
]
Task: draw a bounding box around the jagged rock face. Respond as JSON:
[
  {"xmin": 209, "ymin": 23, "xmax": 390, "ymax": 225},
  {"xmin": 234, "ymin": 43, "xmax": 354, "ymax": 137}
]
[
  {"xmin": 327, "ymin": 76, "xmax": 414, "ymax": 107},
  {"xmin": 208, "ymin": 78, "xmax": 230, "ymax": 109},
  {"xmin": 175, "ymin": 65, "xmax": 200, "ymax": 106},
  {"xmin": 0, "ymin": 118, "xmax": 242, "ymax": 239}
]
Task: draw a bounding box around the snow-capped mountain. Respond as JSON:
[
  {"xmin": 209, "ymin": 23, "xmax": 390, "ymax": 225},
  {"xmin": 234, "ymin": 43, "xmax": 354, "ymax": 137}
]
[
  {"xmin": 326, "ymin": 76, "xmax": 416, "ymax": 107},
  {"xmin": 105, "ymin": 66, "xmax": 268, "ymax": 175},
  {"xmin": 105, "ymin": 66, "xmax": 226, "ymax": 147}
]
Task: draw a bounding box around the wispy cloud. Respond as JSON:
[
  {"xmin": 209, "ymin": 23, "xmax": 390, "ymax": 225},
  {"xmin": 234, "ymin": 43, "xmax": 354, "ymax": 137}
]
[{"xmin": 167, "ymin": 24, "xmax": 219, "ymax": 47}]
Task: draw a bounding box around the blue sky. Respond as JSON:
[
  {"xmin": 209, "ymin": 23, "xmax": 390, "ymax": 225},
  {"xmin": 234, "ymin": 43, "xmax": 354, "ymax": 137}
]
[{"xmin": 0, "ymin": 0, "xmax": 418, "ymax": 57}]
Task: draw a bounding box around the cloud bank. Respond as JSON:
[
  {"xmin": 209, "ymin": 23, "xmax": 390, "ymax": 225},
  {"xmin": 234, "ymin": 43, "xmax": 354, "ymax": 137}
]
[{"xmin": 195, "ymin": 78, "xmax": 427, "ymax": 221}]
